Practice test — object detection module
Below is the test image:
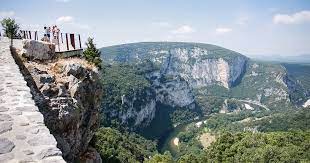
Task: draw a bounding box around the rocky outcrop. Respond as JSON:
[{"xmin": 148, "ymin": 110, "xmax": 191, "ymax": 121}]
[
  {"xmin": 21, "ymin": 39, "xmax": 56, "ymax": 60},
  {"xmin": 106, "ymin": 88, "xmax": 156, "ymax": 128},
  {"xmin": 25, "ymin": 60, "xmax": 102, "ymax": 162},
  {"xmin": 159, "ymin": 48, "xmax": 248, "ymax": 89},
  {"xmin": 12, "ymin": 39, "xmax": 102, "ymax": 162},
  {"xmin": 150, "ymin": 73, "xmax": 195, "ymax": 107}
]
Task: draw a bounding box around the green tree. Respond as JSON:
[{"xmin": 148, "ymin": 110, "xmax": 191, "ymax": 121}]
[
  {"xmin": 1, "ymin": 18, "xmax": 20, "ymax": 46},
  {"xmin": 83, "ymin": 37, "xmax": 102, "ymax": 69},
  {"xmin": 145, "ymin": 152, "xmax": 174, "ymax": 163},
  {"xmin": 177, "ymin": 154, "xmax": 202, "ymax": 163},
  {"xmin": 91, "ymin": 127, "xmax": 157, "ymax": 163}
]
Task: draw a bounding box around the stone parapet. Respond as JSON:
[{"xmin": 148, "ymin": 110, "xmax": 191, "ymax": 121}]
[{"xmin": 0, "ymin": 39, "xmax": 65, "ymax": 162}]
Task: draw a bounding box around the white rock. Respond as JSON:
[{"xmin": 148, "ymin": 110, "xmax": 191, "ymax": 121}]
[
  {"xmin": 303, "ymin": 99, "xmax": 310, "ymax": 108},
  {"xmin": 22, "ymin": 39, "xmax": 56, "ymax": 60},
  {"xmin": 244, "ymin": 104, "xmax": 254, "ymax": 110}
]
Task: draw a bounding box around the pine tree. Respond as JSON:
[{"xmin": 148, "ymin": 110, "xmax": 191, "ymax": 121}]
[
  {"xmin": 1, "ymin": 18, "xmax": 20, "ymax": 46},
  {"xmin": 83, "ymin": 37, "xmax": 102, "ymax": 69}
]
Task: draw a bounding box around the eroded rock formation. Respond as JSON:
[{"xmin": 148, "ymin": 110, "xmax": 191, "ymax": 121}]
[{"xmin": 14, "ymin": 40, "xmax": 102, "ymax": 162}]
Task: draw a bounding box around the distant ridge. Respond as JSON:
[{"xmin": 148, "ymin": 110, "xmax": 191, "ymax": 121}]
[{"xmin": 248, "ymin": 54, "xmax": 310, "ymax": 63}]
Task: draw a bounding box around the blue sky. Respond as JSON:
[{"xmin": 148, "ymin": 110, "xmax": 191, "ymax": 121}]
[{"xmin": 1, "ymin": 0, "xmax": 310, "ymax": 56}]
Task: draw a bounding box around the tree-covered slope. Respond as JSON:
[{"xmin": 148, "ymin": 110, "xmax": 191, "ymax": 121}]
[
  {"xmin": 99, "ymin": 42, "xmax": 308, "ymax": 138},
  {"xmin": 97, "ymin": 42, "xmax": 310, "ymax": 162},
  {"xmin": 91, "ymin": 127, "xmax": 157, "ymax": 163},
  {"xmin": 101, "ymin": 42, "xmax": 245, "ymax": 63}
]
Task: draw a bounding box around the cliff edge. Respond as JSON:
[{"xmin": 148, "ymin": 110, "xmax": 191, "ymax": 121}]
[{"xmin": 12, "ymin": 39, "xmax": 102, "ymax": 162}]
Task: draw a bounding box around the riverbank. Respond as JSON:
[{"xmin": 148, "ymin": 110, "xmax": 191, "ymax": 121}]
[{"xmin": 158, "ymin": 116, "xmax": 210, "ymax": 157}]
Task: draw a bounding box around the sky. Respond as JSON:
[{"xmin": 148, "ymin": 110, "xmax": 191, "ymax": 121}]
[{"xmin": 1, "ymin": 0, "xmax": 310, "ymax": 56}]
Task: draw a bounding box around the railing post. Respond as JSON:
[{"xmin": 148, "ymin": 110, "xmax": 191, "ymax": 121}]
[
  {"xmin": 79, "ymin": 34, "xmax": 82, "ymax": 49},
  {"xmin": 35, "ymin": 31, "xmax": 37, "ymax": 40},
  {"xmin": 29, "ymin": 31, "xmax": 32, "ymax": 39},
  {"xmin": 66, "ymin": 33, "xmax": 69, "ymax": 51},
  {"xmin": 70, "ymin": 34, "xmax": 75, "ymax": 50},
  {"xmin": 61, "ymin": 33, "xmax": 63, "ymax": 43}
]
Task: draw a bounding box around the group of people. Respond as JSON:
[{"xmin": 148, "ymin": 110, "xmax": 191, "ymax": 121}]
[
  {"xmin": 43, "ymin": 25, "xmax": 60, "ymax": 43},
  {"xmin": 42, "ymin": 25, "xmax": 61, "ymax": 51}
]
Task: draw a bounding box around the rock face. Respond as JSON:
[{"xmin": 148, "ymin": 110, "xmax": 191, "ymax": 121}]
[
  {"xmin": 13, "ymin": 39, "xmax": 102, "ymax": 162},
  {"xmin": 21, "ymin": 39, "xmax": 56, "ymax": 60},
  {"xmin": 162, "ymin": 48, "xmax": 247, "ymax": 89},
  {"xmin": 103, "ymin": 86, "xmax": 157, "ymax": 129},
  {"xmin": 101, "ymin": 42, "xmax": 249, "ymax": 128},
  {"xmin": 103, "ymin": 43, "xmax": 248, "ymax": 89},
  {"xmin": 101, "ymin": 42, "xmax": 305, "ymax": 129},
  {"xmin": 120, "ymin": 89, "xmax": 156, "ymax": 127},
  {"xmin": 22, "ymin": 59, "xmax": 102, "ymax": 162}
]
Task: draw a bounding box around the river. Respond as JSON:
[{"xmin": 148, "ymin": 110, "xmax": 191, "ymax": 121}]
[{"xmin": 158, "ymin": 117, "xmax": 208, "ymax": 156}]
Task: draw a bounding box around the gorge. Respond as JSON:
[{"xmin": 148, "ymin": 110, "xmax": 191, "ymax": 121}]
[{"xmin": 100, "ymin": 42, "xmax": 308, "ymax": 137}]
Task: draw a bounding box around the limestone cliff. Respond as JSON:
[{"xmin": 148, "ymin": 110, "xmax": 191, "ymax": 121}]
[
  {"xmin": 158, "ymin": 47, "xmax": 247, "ymax": 89},
  {"xmin": 13, "ymin": 40, "xmax": 102, "ymax": 162},
  {"xmin": 100, "ymin": 42, "xmax": 304, "ymax": 131},
  {"xmin": 100, "ymin": 42, "xmax": 249, "ymax": 129}
]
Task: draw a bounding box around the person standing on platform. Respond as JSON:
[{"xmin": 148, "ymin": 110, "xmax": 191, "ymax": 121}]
[
  {"xmin": 43, "ymin": 26, "xmax": 51, "ymax": 42},
  {"xmin": 52, "ymin": 25, "xmax": 60, "ymax": 51}
]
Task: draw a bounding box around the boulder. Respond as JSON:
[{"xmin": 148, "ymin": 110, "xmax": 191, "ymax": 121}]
[
  {"xmin": 22, "ymin": 39, "xmax": 56, "ymax": 60},
  {"xmin": 63, "ymin": 63, "xmax": 87, "ymax": 79}
]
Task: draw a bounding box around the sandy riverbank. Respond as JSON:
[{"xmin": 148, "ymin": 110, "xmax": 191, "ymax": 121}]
[{"xmin": 173, "ymin": 137, "xmax": 179, "ymax": 146}]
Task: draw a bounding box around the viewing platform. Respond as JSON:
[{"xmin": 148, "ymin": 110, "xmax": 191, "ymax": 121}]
[{"xmin": 11, "ymin": 29, "xmax": 84, "ymax": 58}]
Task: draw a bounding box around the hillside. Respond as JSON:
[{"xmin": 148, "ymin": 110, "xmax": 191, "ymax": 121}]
[
  {"xmin": 101, "ymin": 42, "xmax": 245, "ymax": 63},
  {"xmin": 99, "ymin": 42, "xmax": 308, "ymax": 139}
]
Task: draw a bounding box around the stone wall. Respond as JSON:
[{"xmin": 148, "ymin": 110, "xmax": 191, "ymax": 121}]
[{"xmin": 0, "ymin": 39, "xmax": 65, "ymax": 162}]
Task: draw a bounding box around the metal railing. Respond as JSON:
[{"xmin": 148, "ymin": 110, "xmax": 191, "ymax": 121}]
[{"xmin": 16, "ymin": 30, "xmax": 83, "ymax": 52}]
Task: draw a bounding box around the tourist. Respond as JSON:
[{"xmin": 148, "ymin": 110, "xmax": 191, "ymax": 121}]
[
  {"xmin": 52, "ymin": 25, "xmax": 60, "ymax": 51},
  {"xmin": 43, "ymin": 26, "xmax": 51, "ymax": 42}
]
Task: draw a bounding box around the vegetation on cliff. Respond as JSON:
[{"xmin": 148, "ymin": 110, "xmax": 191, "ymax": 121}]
[
  {"xmin": 91, "ymin": 127, "xmax": 157, "ymax": 163},
  {"xmin": 83, "ymin": 37, "xmax": 102, "ymax": 68},
  {"xmin": 100, "ymin": 63, "xmax": 153, "ymax": 129},
  {"xmin": 146, "ymin": 131, "xmax": 310, "ymax": 163},
  {"xmin": 100, "ymin": 42, "xmax": 245, "ymax": 63},
  {"xmin": 96, "ymin": 42, "xmax": 310, "ymax": 162}
]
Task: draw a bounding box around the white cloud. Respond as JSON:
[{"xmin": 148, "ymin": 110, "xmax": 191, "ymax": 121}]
[
  {"xmin": 0, "ymin": 11, "xmax": 15, "ymax": 18},
  {"xmin": 216, "ymin": 27, "xmax": 232, "ymax": 34},
  {"xmin": 56, "ymin": 16, "xmax": 74, "ymax": 23},
  {"xmin": 273, "ymin": 10, "xmax": 310, "ymax": 24},
  {"xmin": 171, "ymin": 25, "xmax": 195, "ymax": 34}
]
